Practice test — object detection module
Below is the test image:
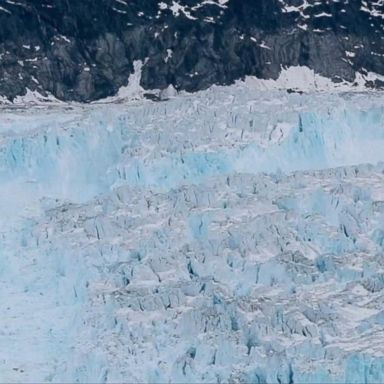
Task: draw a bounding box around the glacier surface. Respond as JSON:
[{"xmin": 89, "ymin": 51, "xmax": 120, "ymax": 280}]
[{"xmin": 1, "ymin": 86, "xmax": 384, "ymax": 383}]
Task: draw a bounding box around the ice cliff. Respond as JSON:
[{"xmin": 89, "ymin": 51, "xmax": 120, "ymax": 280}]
[{"xmin": 1, "ymin": 85, "xmax": 384, "ymax": 383}]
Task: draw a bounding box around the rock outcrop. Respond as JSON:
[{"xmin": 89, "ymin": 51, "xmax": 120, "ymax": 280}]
[{"xmin": 0, "ymin": 0, "xmax": 383, "ymax": 101}]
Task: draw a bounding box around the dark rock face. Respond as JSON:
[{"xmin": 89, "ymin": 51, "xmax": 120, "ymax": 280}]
[{"xmin": 0, "ymin": 0, "xmax": 383, "ymax": 102}]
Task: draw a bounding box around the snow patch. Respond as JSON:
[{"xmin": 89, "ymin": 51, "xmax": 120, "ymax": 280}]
[
  {"xmin": 94, "ymin": 60, "xmax": 148, "ymax": 104},
  {"xmin": 239, "ymin": 66, "xmax": 384, "ymax": 92},
  {"xmin": 0, "ymin": 89, "xmax": 62, "ymax": 106}
]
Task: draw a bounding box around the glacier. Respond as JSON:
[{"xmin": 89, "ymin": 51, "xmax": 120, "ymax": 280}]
[{"xmin": 1, "ymin": 85, "xmax": 384, "ymax": 383}]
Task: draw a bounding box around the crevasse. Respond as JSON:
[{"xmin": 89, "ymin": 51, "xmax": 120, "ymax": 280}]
[{"xmin": 1, "ymin": 87, "xmax": 384, "ymax": 383}]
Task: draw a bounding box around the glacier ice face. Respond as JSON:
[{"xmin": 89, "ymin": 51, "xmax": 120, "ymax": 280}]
[{"xmin": 2, "ymin": 87, "xmax": 384, "ymax": 383}]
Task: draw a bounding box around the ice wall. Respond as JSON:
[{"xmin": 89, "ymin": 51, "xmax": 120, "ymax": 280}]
[{"xmin": 1, "ymin": 87, "xmax": 384, "ymax": 383}]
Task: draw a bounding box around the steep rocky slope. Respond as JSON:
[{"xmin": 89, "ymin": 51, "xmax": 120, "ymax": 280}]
[{"xmin": 0, "ymin": 0, "xmax": 383, "ymax": 101}]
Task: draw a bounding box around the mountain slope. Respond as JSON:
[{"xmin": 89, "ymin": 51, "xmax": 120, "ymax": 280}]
[{"xmin": 0, "ymin": 0, "xmax": 383, "ymax": 102}]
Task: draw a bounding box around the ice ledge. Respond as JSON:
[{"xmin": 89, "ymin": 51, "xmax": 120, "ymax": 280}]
[
  {"xmin": 101, "ymin": 64, "xmax": 384, "ymax": 104},
  {"xmin": 1, "ymin": 64, "xmax": 384, "ymax": 107},
  {"xmin": 239, "ymin": 66, "xmax": 384, "ymax": 92}
]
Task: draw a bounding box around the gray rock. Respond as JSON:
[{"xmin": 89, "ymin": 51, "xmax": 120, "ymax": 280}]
[{"xmin": 0, "ymin": 0, "xmax": 383, "ymax": 102}]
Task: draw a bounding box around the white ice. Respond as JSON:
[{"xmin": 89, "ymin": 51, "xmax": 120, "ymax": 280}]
[{"xmin": 1, "ymin": 86, "xmax": 384, "ymax": 383}]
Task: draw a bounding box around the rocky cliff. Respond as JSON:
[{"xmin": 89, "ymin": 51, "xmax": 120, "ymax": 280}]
[{"xmin": 0, "ymin": 0, "xmax": 383, "ymax": 102}]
